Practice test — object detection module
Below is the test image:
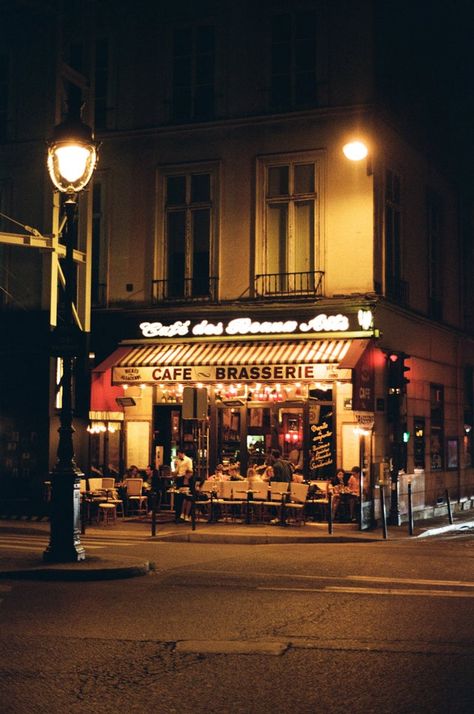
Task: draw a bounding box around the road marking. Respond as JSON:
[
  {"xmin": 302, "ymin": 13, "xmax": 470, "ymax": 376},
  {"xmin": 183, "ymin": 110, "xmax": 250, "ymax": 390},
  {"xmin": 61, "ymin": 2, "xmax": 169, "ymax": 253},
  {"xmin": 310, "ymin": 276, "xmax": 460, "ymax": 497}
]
[
  {"xmin": 350, "ymin": 574, "xmax": 474, "ymax": 588},
  {"xmin": 189, "ymin": 568, "xmax": 474, "ymax": 590},
  {"xmin": 258, "ymin": 586, "xmax": 474, "ymax": 598}
]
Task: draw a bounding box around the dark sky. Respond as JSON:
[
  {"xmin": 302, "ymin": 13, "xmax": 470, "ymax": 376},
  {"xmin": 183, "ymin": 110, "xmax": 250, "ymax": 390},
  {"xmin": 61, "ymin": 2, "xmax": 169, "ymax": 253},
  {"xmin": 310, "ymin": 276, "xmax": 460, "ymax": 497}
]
[{"xmin": 378, "ymin": 0, "xmax": 474, "ymax": 190}]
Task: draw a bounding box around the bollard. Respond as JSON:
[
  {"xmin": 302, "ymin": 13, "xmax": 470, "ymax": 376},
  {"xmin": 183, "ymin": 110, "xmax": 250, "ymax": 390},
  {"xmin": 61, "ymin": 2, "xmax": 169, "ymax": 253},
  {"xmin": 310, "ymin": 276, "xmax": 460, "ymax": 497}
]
[
  {"xmin": 407, "ymin": 482, "xmax": 414, "ymax": 536},
  {"xmin": 445, "ymin": 488, "xmax": 454, "ymax": 525},
  {"xmin": 80, "ymin": 495, "xmax": 86, "ymax": 535},
  {"xmin": 279, "ymin": 492, "xmax": 287, "ymax": 526},
  {"xmin": 151, "ymin": 493, "xmax": 157, "ymax": 537},
  {"xmin": 246, "ymin": 490, "xmax": 253, "ymax": 525},
  {"xmin": 328, "ymin": 491, "xmax": 333, "ymax": 534},
  {"xmin": 380, "ymin": 486, "xmax": 388, "ymax": 539}
]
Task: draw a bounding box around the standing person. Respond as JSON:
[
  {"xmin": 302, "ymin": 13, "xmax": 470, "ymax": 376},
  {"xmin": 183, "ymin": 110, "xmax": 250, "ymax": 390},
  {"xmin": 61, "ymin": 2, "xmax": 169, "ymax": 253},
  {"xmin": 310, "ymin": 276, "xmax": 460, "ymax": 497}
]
[
  {"xmin": 145, "ymin": 464, "xmax": 165, "ymax": 513},
  {"xmin": 173, "ymin": 448, "xmax": 193, "ymax": 477},
  {"xmin": 347, "ymin": 466, "xmax": 361, "ymax": 522},
  {"xmin": 270, "ymin": 449, "xmax": 292, "ymax": 484},
  {"xmin": 175, "ymin": 469, "xmax": 196, "ymax": 522}
]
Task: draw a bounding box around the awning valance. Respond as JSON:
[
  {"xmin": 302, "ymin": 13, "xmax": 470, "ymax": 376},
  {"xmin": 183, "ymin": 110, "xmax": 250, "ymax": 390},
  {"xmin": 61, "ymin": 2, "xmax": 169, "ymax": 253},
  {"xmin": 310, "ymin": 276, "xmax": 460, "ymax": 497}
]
[{"xmin": 111, "ymin": 339, "xmax": 357, "ymax": 384}]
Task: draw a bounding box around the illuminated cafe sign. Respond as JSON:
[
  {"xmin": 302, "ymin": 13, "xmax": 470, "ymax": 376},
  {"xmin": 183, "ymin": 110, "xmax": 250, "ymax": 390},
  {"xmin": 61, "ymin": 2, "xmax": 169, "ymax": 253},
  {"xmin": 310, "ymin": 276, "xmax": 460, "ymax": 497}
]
[
  {"xmin": 112, "ymin": 363, "xmax": 352, "ymax": 385},
  {"xmin": 139, "ymin": 310, "xmax": 374, "ymax": 339}
]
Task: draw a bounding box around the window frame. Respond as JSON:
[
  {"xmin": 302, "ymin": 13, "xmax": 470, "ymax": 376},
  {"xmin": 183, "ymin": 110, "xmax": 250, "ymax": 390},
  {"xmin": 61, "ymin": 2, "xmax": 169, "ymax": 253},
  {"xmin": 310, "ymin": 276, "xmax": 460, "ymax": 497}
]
[
  {"xmin": 255, "ymin": 150, "xmax": 324, "ymax": 288},
  {"xmin": 155, "ymin": 161, "xmax": 220, "ymax": 299}
]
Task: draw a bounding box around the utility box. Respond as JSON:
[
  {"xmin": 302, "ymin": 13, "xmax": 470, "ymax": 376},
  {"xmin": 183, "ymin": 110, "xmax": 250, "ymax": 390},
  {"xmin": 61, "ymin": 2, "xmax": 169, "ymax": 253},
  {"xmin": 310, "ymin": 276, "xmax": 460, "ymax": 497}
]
[{"xmin": 182, "ymin": 387, "xmax": 208, "ymax": 419}]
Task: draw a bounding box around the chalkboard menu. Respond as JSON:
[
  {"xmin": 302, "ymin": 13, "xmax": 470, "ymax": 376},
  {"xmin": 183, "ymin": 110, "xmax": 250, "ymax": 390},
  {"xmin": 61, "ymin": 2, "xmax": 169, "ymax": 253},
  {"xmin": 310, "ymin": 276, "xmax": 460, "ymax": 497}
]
[{"xmin": 309, "ymin": 403, "xmax": 334, "ymax": 478}]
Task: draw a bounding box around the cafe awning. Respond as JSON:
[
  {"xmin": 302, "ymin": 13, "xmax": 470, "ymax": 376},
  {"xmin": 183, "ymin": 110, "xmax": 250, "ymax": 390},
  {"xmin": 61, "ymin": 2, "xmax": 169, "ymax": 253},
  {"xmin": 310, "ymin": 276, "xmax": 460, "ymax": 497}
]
[
  {"xmin": 111, "ymin": 338, "xmax": 360, "ymax": 384},
  {"xmin": 115, "ymin": 339, "xmax": 351, "ymax": 367},
  {"xmin": 90, "ymin": 346, "xmax": 132, "ymax": 417}
]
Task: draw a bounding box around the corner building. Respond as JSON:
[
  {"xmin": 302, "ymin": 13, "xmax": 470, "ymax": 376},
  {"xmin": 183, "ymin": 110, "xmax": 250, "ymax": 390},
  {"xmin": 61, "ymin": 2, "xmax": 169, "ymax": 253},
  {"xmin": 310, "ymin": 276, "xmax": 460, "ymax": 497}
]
[{"xmin": 1, "ymin": 0, "xmax": 473, "ymax": 523}]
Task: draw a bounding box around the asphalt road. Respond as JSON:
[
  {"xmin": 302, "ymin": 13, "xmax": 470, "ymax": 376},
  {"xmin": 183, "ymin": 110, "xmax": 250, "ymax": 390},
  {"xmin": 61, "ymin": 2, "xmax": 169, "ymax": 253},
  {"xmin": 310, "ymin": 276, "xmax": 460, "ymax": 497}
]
[{"xmin": 0, "ymin": 534, "xmax": 473, "ymax": 713}]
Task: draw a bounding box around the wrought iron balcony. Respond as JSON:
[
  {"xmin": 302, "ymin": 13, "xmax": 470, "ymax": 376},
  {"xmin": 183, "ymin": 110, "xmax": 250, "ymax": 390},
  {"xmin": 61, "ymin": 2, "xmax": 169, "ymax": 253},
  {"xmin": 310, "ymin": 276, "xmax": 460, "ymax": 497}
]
[
  {"xmin": 254, "ymin": 271, "xmax": 324, "ymax": 298},
  {"xmin": 152, "ymin": 276, "xmax": 219, "ymax": 303}
]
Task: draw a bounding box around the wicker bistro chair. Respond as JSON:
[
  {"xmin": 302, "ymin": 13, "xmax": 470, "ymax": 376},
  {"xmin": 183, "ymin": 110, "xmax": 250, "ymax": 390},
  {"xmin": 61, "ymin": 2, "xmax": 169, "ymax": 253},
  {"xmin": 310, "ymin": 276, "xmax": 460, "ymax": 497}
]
[
  {"xmin": 262, "ymin": 482, "xmax": 291, "ymax": 524},
  {"xmin": 285, "ymin": 483, "xmax": 310, "ymax": 525},
  {"xmin": 218, "ymin": 479, "xmax": 248, "ymax": 522},
  {"xmin": 101, "ymin": 477, "xmax": 125, "ymax": 518},
  {"xmin": 124, "ymin": 478, "xmax": 148, "ymax": 517}
]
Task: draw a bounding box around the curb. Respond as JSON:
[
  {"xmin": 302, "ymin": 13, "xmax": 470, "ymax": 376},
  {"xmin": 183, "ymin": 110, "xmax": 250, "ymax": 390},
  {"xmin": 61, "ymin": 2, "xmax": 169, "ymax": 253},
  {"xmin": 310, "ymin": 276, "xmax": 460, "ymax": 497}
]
[
  {"xmin": 417, "ymin": 519, "xmax": 474, "ymax": 539},
  {"xmin": 155, "ymin": 532, "xmax": 378, "ymax": 544},
  {"xmin": 0, "ymin": 557, "xmax": 153, "ymax": 581}
]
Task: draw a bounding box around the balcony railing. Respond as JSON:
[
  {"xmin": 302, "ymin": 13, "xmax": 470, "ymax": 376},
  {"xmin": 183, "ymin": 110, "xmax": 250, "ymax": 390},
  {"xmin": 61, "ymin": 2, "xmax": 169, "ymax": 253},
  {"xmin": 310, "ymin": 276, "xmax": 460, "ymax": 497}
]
[
  {"xmin": 152, "ymin": 276, "xmax": 219, "ymax": 303},
  {"xmin": 254, "ymin": 271, "xmax": 324, "ymax": 298}
]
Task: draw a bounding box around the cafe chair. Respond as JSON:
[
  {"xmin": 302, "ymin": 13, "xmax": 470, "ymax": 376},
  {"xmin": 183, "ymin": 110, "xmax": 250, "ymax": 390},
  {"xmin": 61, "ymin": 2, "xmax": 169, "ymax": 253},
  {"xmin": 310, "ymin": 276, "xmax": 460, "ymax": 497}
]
[
  {"xmin": 219, "ymin": 479, "xmax": 248, "ymax": 521},
  {"xmin": 98, "ymin": 502, "xmax": 117, "ymax": 525},
  {"xmin": 124, "ymin": 478, "xmax": 148, "ymax": 517},
  {"xmin": 100, "ymin": 477, "xmax": 125, "ymax": 518},
  {"xmin": 262, "ymin": 482, "xmax": 290, "ymax": 523},
  {"xmin": 286, "ymin": 483, "xmax": 310, "ymax": 525}
]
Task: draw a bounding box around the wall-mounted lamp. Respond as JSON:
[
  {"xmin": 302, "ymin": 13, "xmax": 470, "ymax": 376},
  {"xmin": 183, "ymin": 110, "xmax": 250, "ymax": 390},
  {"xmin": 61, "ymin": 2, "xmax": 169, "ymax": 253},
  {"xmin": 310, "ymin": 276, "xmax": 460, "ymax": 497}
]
[{"xmin": 343, "ymin": 140, "xmax": 372, "ymax": 175}]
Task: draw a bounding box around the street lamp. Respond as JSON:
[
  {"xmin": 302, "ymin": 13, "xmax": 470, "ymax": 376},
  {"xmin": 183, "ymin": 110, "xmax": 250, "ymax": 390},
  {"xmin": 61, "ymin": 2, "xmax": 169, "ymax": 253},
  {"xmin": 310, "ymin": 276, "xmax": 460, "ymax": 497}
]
[{"xmin": 43, "ymin": 102, "xmax": 98, "ymax": 563}]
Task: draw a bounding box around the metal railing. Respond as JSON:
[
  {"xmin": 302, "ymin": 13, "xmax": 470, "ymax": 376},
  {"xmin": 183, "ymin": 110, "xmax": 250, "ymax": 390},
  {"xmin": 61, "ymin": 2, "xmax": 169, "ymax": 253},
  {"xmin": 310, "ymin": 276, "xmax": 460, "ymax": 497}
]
[
  {"xmin": 152, "ymin": 276, "xmax": 219, "ymax": 303},
  {"xmin": 254, "ymin": 270, "xmax": 324, "ymax": 298}
]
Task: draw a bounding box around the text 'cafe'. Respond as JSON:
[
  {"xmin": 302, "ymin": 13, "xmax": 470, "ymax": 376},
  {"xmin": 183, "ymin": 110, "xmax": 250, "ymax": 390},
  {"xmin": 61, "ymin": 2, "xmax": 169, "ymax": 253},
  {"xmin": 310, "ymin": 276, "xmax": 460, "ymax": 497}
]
[{"xmin": 90, "ymin": 306, "xmax": 378, "ymax": 477}]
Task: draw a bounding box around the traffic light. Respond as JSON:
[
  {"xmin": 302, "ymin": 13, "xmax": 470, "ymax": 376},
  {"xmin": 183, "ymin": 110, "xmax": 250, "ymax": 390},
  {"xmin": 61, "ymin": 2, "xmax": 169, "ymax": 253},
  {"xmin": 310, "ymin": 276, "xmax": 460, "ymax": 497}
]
[{"xmin": 387, "ymin": 352, "xmax": 411, "ymax": 394}]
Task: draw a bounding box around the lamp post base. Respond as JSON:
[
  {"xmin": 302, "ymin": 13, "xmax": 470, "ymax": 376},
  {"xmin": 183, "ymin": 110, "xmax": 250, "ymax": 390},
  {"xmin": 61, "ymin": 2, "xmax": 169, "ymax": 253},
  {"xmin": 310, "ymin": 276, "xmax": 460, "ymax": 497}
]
[{"xmin": 43, "ymin": 467, "xmax": 86, "ymax": 563}]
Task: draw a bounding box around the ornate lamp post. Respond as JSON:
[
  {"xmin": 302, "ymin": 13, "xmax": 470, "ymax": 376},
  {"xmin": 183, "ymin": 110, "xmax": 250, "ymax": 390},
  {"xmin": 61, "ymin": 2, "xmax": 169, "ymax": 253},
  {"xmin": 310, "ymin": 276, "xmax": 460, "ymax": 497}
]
[{"xmin": 43, "ymin": 102, "xmax": 98, "ymax": 563}]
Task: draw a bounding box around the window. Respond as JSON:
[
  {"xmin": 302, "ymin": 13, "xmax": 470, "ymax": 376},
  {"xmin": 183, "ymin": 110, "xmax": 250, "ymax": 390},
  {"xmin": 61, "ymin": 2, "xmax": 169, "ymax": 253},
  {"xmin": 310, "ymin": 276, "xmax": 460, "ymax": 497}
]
[
  {"xmin": 160, "ymin": 166, "xmax": 217, "ymax": 299},
  {"xmin": 257, "ymin": 153, "xmax": 321, "ymax": 294},
  {"xmin": 426, "ymin": 189, "xmax": 443, "ymax": 320},
  {"xmin": 0, "ymin": 53, "xmax": 9, "ymax": 142},
  {"xmin": 91, "ymin": 181, "xmax": 108, "ymax": 306},
  {"xmin": 270, "ymin": 10, "xmax": 318, "ymax": 110},
  {"xmin": 172, "ymin": 25, "xmax": 215, "ymax": 122},
  {"xmin": 413, "ymin": 417, "xmax": 426, "ymax": 469},
  {"xmin": 385, "ymin": 169, "xmax": 406, "ymax": 303},
  {"xmin": 430, "ymin": 384, "xmax": 444, "ymax": 471},
  {"xmin": 95, "ymin": 39, "xmax": 112, "ymax": 130}
]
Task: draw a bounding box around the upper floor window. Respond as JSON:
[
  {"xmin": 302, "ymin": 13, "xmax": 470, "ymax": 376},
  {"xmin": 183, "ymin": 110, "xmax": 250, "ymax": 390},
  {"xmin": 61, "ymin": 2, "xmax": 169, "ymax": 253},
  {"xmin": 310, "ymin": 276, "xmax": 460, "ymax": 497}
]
[
  {"xmin": 384, "ymin": 168, "xmax": 406, "ymax": 304},
  {"xmin": 256, "ymin": 153, "xmax": 322, "ymax": 295},
  {"xmin": 91, "ymin": 181, "xmax": 108, "ymax": 307},
  {"xmin": 95, "ymin": 39, "xmax": 112, "ymax": 130},
  {"xmin": 0, "ymin": 53, "xmax": 10, "ymax": 142},
  {"xmin": 426, "ymin": 189, "xmax": 443, "ymax": 320},
  {"xmin": 172, "ymin": 25, "xmax": 215, "ymax": 122},
  {"xmin": 270, "ymin": 10, "xmax": 318, "ymax": 110},
  {"xmin": 157, "ymin": 165, "xmax": 218, "ymax": 301}
]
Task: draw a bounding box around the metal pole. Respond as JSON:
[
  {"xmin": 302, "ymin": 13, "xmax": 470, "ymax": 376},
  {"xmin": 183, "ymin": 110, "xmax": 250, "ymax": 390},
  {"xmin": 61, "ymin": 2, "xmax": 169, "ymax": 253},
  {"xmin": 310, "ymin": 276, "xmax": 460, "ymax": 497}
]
[
  {"xmin": 380, "ymin": 486, "xmax": 388, "ymax": 539},
  {"xmin": 445, "ymin": 488, "xmax": 453, "ymax": 525},
  {"xmin": 407, "ymin": 481, "xmax": 414, "ymax": 536},
  {"xmin": 44, "ymin": 198, "xmax": 85, "ymax": 563},
  {"xmin": 328, "ymin": 491, "xmax": 333, "ymax": 534}
]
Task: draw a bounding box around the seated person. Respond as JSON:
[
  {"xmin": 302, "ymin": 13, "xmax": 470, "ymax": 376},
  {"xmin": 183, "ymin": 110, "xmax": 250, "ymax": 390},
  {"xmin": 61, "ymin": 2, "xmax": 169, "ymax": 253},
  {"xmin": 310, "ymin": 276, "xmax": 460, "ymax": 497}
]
[
  {"xmin": 208, "ymin": 464, "xmax": 227, "ymax": 481},
  {"xmin": 228, "ymin": 465, "xmax": 244, "ymax": 481},
  {"xmin": 328, "ymin": 469, "xmax": 348, "ymax": 519},
  {"xmin": 292, "ymin": 469, "xmax": 304, "ymax": 483}
]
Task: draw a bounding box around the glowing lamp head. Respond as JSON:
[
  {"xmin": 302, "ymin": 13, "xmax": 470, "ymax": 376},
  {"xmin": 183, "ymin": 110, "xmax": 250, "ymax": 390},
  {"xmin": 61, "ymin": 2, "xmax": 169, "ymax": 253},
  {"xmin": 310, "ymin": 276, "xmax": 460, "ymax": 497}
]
[
  {"xmin": 342, "ymin": 140, "xmax": 369, "ymax": 161},
  {"xmin": 47, "ymin": 113, "xmax": 98, "ymax": 194}
]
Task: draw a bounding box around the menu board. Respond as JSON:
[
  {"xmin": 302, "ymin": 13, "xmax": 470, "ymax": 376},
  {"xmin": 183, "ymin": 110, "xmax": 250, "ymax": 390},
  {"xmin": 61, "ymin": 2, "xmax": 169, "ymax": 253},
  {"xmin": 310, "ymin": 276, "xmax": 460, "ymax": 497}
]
[{"xmin": 309, "ymin": 403, "xmax": 334, "ymax": 478}]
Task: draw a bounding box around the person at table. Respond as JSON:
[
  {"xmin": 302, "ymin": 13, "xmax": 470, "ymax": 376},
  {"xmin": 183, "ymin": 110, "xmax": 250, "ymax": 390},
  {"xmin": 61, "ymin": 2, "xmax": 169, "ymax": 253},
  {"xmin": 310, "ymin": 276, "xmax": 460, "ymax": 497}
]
[
  {"xmin": 347, "ymin": 466, "xmax": 361, "ymax": 521},
  {"xmin": 328, "ymin": 469, "xmax": 348, "ymax": 519},
  {"xmin": 270, "ymin": 450, "xmax": 292, "ymax": 485},
  {"xmin": 208, "ymin": 464, "xmax": 227, "ymax": 481},
  {"xmin": 174, "ymin": 468, "xmax": 195, "ymax": 522},
  {"xmin": 247, "ymin": 467, "xmax": 267, "ymax": 494},
  {"xmin": 228, "ymin": 465, "xmax": 244, "ymax": 481},
  {"xmin": 145, "ymin": 464, "xmax": 165, "ymax": 513},
  {"xmin": 262, "ymin": 465, "xmax": 274, "ymax": 482},
  {"xmin": 173, "ymin": 448, "xmax": 193, "ymax": 478}
]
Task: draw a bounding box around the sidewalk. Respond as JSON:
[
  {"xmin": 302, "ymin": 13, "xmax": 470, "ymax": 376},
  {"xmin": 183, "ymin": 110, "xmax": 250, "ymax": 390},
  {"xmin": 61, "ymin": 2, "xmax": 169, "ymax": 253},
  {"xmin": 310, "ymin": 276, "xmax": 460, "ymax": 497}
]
[{"xmin": 0, "ymin": 510, "xmax": 473, "ymax": 581}]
